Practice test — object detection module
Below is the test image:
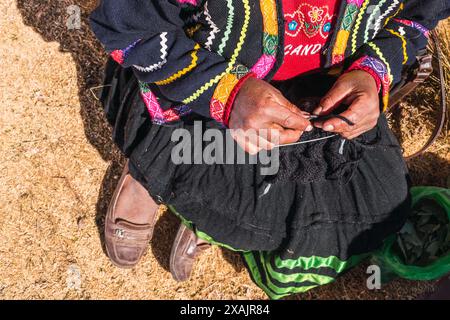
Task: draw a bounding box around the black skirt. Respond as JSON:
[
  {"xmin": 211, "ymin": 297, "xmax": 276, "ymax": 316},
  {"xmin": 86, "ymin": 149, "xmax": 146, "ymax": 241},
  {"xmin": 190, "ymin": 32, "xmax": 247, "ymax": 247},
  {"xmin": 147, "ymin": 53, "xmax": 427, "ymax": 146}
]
[{"xmin": 100, "ymin": 59, "xmax": 411, "ymax": 298}]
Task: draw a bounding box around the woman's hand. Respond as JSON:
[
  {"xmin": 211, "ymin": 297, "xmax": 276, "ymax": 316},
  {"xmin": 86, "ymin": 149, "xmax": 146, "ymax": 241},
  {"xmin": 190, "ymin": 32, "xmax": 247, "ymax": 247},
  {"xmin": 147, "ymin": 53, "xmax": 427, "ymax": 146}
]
[
  {"xmin": 313, "ymin": 70, "xmax": 380, "ymax": 139},
  {"xmin": 228, "ymin": 77, "xmax": 312, "ymax": 154}
]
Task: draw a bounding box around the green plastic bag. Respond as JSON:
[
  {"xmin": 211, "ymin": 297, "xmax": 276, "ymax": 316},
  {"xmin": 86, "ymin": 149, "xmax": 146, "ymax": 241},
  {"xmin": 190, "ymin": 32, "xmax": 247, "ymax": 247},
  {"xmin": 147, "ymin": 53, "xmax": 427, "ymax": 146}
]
[{"xmin": 372, "ymin": 186, "xmax": 450, "ymax": 281}]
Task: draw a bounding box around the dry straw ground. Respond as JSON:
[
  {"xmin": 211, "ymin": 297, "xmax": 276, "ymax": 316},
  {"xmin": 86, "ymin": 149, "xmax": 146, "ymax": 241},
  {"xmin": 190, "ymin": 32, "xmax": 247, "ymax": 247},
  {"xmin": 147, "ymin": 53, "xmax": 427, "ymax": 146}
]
[{"xmin": 0, "ymin": 0, "xmax": 448, "ymax": 299}]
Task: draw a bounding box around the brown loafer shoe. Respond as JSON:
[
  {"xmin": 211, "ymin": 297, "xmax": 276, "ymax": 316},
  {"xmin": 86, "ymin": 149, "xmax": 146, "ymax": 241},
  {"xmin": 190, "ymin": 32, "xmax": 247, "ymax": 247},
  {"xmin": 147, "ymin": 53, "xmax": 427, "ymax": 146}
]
[
  {"xmin": 169, "ymin": 223, "xmax": 211, "ymax": 281},
  {"xmin": 105, "ymin": 160, "xmax": 159, "ymax": 268}
]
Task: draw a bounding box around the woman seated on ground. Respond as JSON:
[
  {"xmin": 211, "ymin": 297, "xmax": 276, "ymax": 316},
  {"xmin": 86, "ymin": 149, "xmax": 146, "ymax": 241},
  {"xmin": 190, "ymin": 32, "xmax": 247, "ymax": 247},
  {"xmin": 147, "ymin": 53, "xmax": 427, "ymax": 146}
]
[{"xmin": 90, "ymin": 0, "xmax": 449, "ymax": 298}]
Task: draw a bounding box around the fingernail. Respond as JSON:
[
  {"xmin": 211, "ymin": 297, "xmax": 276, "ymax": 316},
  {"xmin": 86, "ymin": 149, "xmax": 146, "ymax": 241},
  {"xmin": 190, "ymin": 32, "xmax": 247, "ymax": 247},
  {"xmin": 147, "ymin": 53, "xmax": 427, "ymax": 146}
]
[
  {"xmin": 324, "ymin": 124, "xmax": 334, "ymax": 131},
  {"xmin": 306, "ymin": 125, "xmax": 313, "ymax": 131},
  {"xmin": 313, "ymin": 107, "xmax": 322, "ymax": 115},
  {"xmin": 301, "ymin": 111, "xmax": 311, "ymax": 117}
]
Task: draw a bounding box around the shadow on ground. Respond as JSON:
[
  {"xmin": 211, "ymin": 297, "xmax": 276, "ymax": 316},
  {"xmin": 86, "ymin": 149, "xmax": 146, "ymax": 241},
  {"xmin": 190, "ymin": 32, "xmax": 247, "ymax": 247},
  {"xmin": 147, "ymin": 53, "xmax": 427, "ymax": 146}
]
[
  {"xmin": 16, "ymin": 0, "xmax": 244, "ymax": 275},
  {"xmin": 151, "ymin": 208, "xmax": 245, "ymax": 273},
  {"xmin": 17, "ymin": 0, "xmax": 122, "ymax": 257}
]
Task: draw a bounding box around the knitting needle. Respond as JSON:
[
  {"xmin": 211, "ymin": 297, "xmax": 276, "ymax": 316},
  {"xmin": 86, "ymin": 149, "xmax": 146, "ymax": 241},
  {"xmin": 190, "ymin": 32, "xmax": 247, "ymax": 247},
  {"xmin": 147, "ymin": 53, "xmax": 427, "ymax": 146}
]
[
  {"xmin": 272, "ymin": 114, "xmax": 337, "ymax": 148},
  {"xmin": 274, "ymin": 134, "xmax": 338, "ymax": 148}
]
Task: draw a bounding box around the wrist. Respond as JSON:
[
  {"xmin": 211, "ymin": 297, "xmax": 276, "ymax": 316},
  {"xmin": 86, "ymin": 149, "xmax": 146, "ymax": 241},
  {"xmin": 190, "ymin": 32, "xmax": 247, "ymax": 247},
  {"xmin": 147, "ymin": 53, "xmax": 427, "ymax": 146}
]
[
  {"xmin": 223, "ymin": 73, "xmax": 256, "ymax": 126},
  {"xmin": 346, "ymin": 56, "xmax": 391, "ymax": 112},
  {"xmin": 346, "ymin": 60, "xmax": 381, "ymax": 92}
]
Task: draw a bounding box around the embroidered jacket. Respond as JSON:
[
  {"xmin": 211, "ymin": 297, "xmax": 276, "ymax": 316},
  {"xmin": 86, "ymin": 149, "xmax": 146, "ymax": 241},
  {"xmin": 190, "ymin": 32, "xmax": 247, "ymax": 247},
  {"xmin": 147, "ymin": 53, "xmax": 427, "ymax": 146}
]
[{"xmin": 90, "ymin": 0, "xmax": 449, "ymax": 125}]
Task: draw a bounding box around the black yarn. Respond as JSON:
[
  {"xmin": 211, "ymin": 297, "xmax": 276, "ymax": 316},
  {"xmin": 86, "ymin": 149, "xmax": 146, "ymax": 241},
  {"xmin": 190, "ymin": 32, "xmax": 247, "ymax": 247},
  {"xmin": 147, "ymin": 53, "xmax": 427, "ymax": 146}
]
[
  {"xmin": 311, "ymin": 113, "xmax": 355, "ymax": 126},
  {"xmin": 266, "ymin": 129, "xmax": 375, "ymax": 184},
  {"xmin": 265, "ymin": 98, "xmax": 384, "ymax": 184}
]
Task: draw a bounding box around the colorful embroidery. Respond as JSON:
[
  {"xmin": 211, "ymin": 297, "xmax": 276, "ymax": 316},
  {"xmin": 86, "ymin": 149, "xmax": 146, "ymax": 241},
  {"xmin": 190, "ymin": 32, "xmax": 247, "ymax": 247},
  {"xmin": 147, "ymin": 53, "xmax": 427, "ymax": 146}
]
[
  {"xmin": 155, "ymin": 44, "xmax": 201, "ymax": 86},
  {"xmin": 177, "ymin": 0, "xmax": 198, "ymax": 5},
  {"xmin": 203, "ymin": 2, "xmax": 221, "ymax": 51},
  {"xmin": 372, "ymin": 0, "xmax": 401, "ymax": 36},
  {"xmin": 386, "ymin": 28, "xmax": 408, "ymax": 65},
  {"xmin": 359, "ymin": 57, "xmax": 388, "ymax": 81},
  {"xmin": 110, "ymin": 39, "xmax": 140, "ymax": 65},
  {"xmin": 383, "ymin": 2, "xmax": 404, "ymax": 27},
  {"xmin": 284, "ymin": 4, "xmax": 334, "ymax": 39},
  {"xmin": 185, "ymin": 10, "xmax": 203, "ymax": 25},
  {"xmin": 210, "ymin": 0, "xmax": 279, "ymax": 123},
  {"xmin": 350, "ymin": 0, "xmax": 369, "ymax": 54},
  {"xmin": 308, "ymin": 6, "xmax": 324, "ymax": 23},
  {"xmin": 347, "ymin": 0, "xmax": 364, "ymax": 6},
  {"xmin": 348, "ymin": 55, "xmax": 390, "ymax": 111},
  {"xmin": 139, "ymin": 82, "xmax": 192, "ymax": 124},
  {"xmin": 260, "ymin": 0, "xmax": 279, "ymax": 35},
  {"xmin": 333, "ymin": 30, "xmax": 350, "ymax": 58},
  {"xmin": 262, "ymin": 33, "xmax": 278, "ymax": 55},
  {"xmin": 222, "ymin": 73, "xmax": 255, "ymax": 125},
  {"xmin": 217, "ymin": 0, "xmax": 235, "ymax": 55},
  {"xmin": 104, "ymin": 0, "xmax": 436, "ymax": 127},
  {"xmin": 210, "ymin": 73, "xmax": 240, "ymax": 122},
  {"xmin": 210, "ymin": 63, "xmax": 252, "ymax": 123},
  {"xmin": 341, "ymin": 3, "xmax": 358, "ymax": 31},
  {"xmin": 230, "ymin": 64, "xmax": 250, "ymax": 79},
  {"xmin": 363, "ymin": 0, "xmax": 386, "ymax": 44},
  {"xmin": 183, "ymin": 0, "xmax": 251, "ymax": 105},
  {"xmin": 365, "ymin": 43, "xmax": 393, "ymax": 111},
  {"xmin": 394, "ymin": 18, "xmax": 430, "ymax": 37},
  {"xmin": 133, "ymin": 32, "xmax": 168, "ymax": 72},
  {"xmin": 251, "ymin": 54, "xmax": 277, "ymax": 78},
  {"xmin": 253, "ymin": 0, "xmax": 279, "ymax": 78},
  {"xmin": 288, "ymin": 20, "xmax": 298, "ymax": 31},
  {"xmin": 367, "ymin": 42, "xmax": 392, "ymax": 83},
  {"xmin": 332, "ymin": 0, "xmax": 361, "ymax": 64},
  {"xmin": 185, "ymin": 23, "xmax": 202, "ymax": 38}
]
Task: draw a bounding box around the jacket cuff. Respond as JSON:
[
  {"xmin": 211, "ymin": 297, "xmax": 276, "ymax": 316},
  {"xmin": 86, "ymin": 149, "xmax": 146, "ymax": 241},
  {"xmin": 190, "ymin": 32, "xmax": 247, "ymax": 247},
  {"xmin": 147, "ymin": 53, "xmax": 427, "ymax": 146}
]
[
  {"xmin": 210, "ymin": 64, "xmax": 255, "ymax": 125},
  {"xmin": 223, "ymin": 73, "xmax": 255, "ymax": 126},
  {"xmin": 394, "ymin": 18, "xmax": 430, "ymax": 38},
  {"xmin": 346, "ymin": 56, "xmax": 391, "ymax": 112}
]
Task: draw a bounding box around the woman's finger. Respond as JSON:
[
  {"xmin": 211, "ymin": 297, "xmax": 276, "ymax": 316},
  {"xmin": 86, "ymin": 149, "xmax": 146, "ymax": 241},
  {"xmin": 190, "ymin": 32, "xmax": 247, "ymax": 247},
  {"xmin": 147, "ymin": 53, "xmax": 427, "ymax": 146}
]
[
  {"xmin": 231, "ymin": 129, "xmax": 258, "ymax": 154},
  {"xmin": 265, "ymin": 123, "xmax": 303, "ymax": 145},
  {"xmin": 341, "ymin": 125, "xmax": 373, "ymax": 140},
  {"xmin": 318, "ymin": 98, "xmax": 369, "ymax": 133},
  {"xmin": 265, "ymin": 103, "xmax": 312, "ymax": 131},
  {"xmin": 313, "ymin": 80, "xmax": 353, "ymax": 115},
  {"xmin": 231, "ymin": 128, "xmax": 274, "ymax": 154}
]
